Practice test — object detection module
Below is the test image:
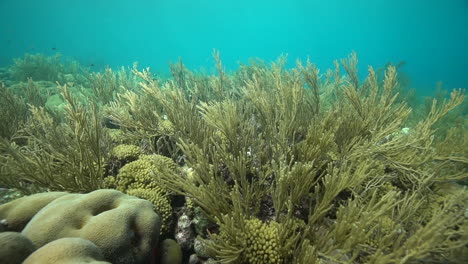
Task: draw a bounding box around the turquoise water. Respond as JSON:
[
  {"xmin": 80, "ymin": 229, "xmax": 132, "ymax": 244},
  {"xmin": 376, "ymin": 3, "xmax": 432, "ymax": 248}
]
[{"xmin": 1, "ymin": 0, "xmax": 467, "ymax": 94}]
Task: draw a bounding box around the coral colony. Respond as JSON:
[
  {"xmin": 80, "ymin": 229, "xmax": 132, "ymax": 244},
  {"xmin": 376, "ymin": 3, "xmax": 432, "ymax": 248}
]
[{"xmin": 0, "ymin": 52, "xmax": 467, "ymax": 263}]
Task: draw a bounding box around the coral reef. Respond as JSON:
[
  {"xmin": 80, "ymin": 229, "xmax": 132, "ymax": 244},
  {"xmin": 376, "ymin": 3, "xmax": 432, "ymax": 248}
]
[
  {"xmin": 9, "ymin": 53, "xmax": 65, "ymax": 82},
  {"xmin": 0, "ymin": 52, "xmax": 466, "ymax": 263},
  {"xmin": 0, "ymin": 82, "xmax": 29, "ymax": 139},
  {"xmin": 0, "ymin": 84, "xmax": 111, "ymax": 193}
]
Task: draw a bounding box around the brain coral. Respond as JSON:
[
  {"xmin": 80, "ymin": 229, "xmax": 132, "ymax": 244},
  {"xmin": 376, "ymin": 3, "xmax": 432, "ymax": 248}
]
[
  {"xmin": 20, "ymin": 189, "xmax": 161, "ymax": 264},
  {"xmin": 23, "ymin": 237, "xmax": 110, "ymax": 264},
  {"xmin": 0, "ymin": 192, "xmax": 68, "ymax": 232},
  {"xmin": 0, "ymin": 232, "xmax": 36, "ymax": 264}
]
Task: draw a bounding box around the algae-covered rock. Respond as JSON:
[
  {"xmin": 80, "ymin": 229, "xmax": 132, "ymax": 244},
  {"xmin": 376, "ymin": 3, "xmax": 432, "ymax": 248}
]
[
  {"xmin": 58, "ymin": 73, "xmax": 76, "ymax": 83},
  {"xmin": 194, "ymin": 236, "xmax": 210, "ymax": 258},
  {"xmin": 45, "ymin": 93, "xmax": 66, "ymax": 113},
  {"xmin": 23, "ymin": 237, "xmax": 110, "ymax": 264},
  {"xmin": 0, "ymin": 188, "xmax": 24, "ymax": 206},
  {"xmin": 0, "ymin": 192, "xmax": 68, "ymax": 232},
  {"xmin": 189, "ymin": 254, "xmax": 201, "ymax": 264},
  {"xmin": 0, "ymin": 232, "xmax": 36, "ymax": 264},
  {"xmin": 21, "ymin": 189, "xmax": 161, "ymax": 264},
  {"xmin": 193, "ymin": 207, "xmax": 214, "ymax": 236},
  {"xmin": 175, "ymin": 213, "xmax": 195, "ymax": 251},
  {"xmin": 159, "ymin": 239, "xmax": 182, "ymax": 264},
  {"xmin": 44, "ymin": 85, "xmax": 89, "ymax": 116}
]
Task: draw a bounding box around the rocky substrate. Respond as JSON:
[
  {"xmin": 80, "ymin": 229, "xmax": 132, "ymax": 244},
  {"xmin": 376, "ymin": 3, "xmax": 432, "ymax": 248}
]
[{"xmin": 0, "ymin": 188, "xmax": 23, "ymax": 206}]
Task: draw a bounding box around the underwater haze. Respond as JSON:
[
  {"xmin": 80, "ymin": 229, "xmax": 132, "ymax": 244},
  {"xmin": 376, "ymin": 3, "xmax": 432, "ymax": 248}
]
[
  {"xmin": 2, "ymin": 1, "xmax": 468, "ymax": 263},
  {"xmin": 1, "ymin": 0, "xmax": 468, "ymax": 93}
]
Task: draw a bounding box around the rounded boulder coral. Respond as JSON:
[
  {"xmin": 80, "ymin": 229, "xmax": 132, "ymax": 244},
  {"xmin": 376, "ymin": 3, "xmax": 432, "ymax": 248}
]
[
  {"xmin": 23, "ymin": 237, "xmax": 110, "ymax": 264},
  {"xmin": 20, "ymin": 189, "xmax": 161, "ymax": 264}
]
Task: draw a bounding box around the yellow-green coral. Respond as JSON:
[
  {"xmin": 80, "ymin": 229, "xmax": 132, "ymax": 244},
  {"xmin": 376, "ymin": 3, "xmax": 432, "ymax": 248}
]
[
  {"xmin": 375, "ymin": 182, "xmax": 400, "ymax": 201},
  {"xmin": 181, "ymin": 166, "xmax": 197, "ymax": 184},
  {"xmin": 213, "ymin": 130, "xmax": 229, "ymax": 146},
  {"xmin": 367, "ymin": 215, "xmax": 397, "ymax": 249},
  {"xmin": 114, "ymin": 155, "xmax": 170, "ymax": 192},
  {"xmin": 185, "ymin": 197, "xmax": 194, "ymax": 210},
  {"xmin": 207, "ymin": 216, "xmax": 283, "ymax": 264},
  {"xmin": 243, "ymin": 219, "xmax": 282, "ymax": 264},
  {"xmin": 127, "ymin": 188, "xmax": 172, "ymax": 235},
  {"xmin": 152, "ymin": 154, "xmax": 179, "ymax": 173},
  {"xmin": 415, "ymin": 183, "xmax": 466, "ymax": 223},
  {"xmin": 107, "ymin": 129, "xmax": 127, "ymax": 144},
  {"xmin": 102, "ymin": 176, "xmax": 116, "ymax": 189},
  {"xmin": 159, "ymin": 119, "xmax": 175, "ymax": 136},
  {"xmin": 111, "ymin": 154, "xmax": 178, "ymax": 235},
  {"xmin": 111, "ymin": 144, "xmax": 141, "ymax": 161}
]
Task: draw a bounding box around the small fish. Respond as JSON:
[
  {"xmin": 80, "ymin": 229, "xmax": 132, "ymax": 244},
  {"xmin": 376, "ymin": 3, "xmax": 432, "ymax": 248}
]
[
  {"xmin": 90, "ymin": 64, "xmax": 94, "ymax": 67},
  {"xmin": 51, "ymin": 47, "xmax": 57, "ymax": 50}
]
